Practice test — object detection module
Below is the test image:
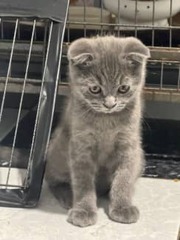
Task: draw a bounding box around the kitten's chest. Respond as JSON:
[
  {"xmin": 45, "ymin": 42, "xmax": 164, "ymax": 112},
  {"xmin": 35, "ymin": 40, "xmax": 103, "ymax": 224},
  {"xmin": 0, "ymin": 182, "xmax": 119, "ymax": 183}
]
[{"xmin": 96, "ymin": 130, "xmax": 117, "ymax": 164}]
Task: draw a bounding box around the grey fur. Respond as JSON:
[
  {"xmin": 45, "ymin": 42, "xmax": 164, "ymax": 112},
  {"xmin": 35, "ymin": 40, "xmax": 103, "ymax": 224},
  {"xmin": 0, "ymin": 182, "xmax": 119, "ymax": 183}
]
[{"xmin": 45, "ymin": 36, "xmax": 150, "ymax": 227}]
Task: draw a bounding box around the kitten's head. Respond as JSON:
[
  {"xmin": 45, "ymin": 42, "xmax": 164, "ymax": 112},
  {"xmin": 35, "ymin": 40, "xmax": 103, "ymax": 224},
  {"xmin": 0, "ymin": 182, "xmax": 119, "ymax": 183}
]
[{"xmin": 68, "ymin": 36, "xmax": 150, "ymax": 114}]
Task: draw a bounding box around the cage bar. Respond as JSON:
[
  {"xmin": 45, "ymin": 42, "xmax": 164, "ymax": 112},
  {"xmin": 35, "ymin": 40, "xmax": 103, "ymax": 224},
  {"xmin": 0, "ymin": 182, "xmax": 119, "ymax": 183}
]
[
  {"xmin": 24, "ymin": 21, "xmax": 54, "ymax": 188},
  {"xmin": 5, "ymin": 20, "xmax": 37, "ymax": 187}
]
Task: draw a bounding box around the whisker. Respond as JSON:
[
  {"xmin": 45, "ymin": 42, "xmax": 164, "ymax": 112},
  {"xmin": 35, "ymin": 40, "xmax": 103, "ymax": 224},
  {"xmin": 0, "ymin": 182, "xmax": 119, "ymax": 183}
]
[
  {"xmin": 79, "ymin": 106, "xmax": 92, "ymax": 119},
  {"xmin": 142, "ymin": 118, "xmax": 151, "ymax": 131}
]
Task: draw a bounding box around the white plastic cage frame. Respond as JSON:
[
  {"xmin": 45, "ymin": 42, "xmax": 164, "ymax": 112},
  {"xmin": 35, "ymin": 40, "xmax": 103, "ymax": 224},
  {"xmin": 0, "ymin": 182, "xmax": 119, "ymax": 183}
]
[{"xmin": 0, "ymin": 0, "xmax": 69, "ymax": 207}]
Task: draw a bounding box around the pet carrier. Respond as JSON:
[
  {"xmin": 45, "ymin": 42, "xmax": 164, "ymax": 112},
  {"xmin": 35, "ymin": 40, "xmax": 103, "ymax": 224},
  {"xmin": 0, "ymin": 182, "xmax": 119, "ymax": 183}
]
[
  {"xmin": 57, "ymin": 0, "xmax": 180, "ymax": 179},
  {"xmin": 0, "ymin": 0, "xmax": 69, "ymax": 207}
]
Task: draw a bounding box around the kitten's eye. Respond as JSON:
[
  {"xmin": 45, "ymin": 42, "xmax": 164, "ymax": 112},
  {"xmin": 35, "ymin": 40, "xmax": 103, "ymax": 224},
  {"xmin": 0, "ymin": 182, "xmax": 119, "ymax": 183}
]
[
  {"xmin": 118, "ymin": 85, "xmax": 130, "ymax": 94},
  {"xmin": 89, "ymin": 86, "xmax": 101, "ymax": 94}
]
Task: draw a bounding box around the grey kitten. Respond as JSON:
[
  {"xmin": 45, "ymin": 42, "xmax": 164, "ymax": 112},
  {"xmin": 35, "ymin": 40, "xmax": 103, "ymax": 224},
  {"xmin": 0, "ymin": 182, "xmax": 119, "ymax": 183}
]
[{"xmin": 45, "ymin": 36, "xmax": 150, "ymax": 227}]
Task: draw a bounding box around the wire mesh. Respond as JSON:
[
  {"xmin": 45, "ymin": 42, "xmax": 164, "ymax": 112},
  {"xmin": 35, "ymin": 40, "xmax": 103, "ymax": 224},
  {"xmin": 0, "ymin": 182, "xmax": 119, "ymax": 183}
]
[
  {"xmin": 64, "ymin": 0, "xmax": 180, "ymax": 98},
  {"xmin": 0, "ymin": 18, "xmax": 53, "ymax": 190}
]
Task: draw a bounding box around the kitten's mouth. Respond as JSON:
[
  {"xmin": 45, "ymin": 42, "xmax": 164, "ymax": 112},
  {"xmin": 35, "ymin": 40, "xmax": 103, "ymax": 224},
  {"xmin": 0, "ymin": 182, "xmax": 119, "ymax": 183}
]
[
  {"xmin": 104, "ymin": 108, "xmax": 123, "ymax": 114},
  {"xmin": 92, "ymin": 105, "xmax": 125, "ymax": 114},
  {"xmin": 103, "ymin": 108, "xmax": 117, "ymax": 113}
]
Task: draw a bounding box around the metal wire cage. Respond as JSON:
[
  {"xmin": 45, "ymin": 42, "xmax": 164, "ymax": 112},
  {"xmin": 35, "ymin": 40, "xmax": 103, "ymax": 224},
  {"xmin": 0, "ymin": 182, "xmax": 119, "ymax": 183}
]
[
  {"xmin": 58, "ymin": 0, "xmax": 180, "ymax": 178},
  {"xmin": 64, "ymin": 0, "xmax": 180, "ymax": 99},
  {"xmin": 0, "ymin": 1, "xmax": 69, "ymax": 207}
]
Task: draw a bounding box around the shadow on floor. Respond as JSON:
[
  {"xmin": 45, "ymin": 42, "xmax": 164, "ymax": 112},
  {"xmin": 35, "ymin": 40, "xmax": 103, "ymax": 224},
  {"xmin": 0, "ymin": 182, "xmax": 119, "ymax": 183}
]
[{"xmin": 38, "ymin": 181, "xmax": 110, "ymax": 217}]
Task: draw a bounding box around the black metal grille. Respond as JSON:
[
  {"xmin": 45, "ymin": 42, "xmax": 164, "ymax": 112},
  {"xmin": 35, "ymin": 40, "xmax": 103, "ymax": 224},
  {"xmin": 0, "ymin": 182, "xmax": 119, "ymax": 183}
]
[
  {"xmin": 0, "ymin": 18, "xmax": 50, "ymax": 188},
  {"xmin": 0, "ymin": 15, "xmax": 68, "ymax": 206}
]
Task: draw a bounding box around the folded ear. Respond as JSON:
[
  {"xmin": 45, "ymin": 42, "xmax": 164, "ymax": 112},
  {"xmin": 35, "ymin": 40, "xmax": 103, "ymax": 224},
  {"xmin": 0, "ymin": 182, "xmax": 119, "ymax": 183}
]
[
  {"xmin": 124, "ymin": 37, "xmax": 150, "ymax": 64},
  {"xmin": 69, "ymin": 53, "xmax": 94, "ymax": 66},
  {"xmin": 67, "ymin": 38, "xmax": 94, "ymax": 66}
]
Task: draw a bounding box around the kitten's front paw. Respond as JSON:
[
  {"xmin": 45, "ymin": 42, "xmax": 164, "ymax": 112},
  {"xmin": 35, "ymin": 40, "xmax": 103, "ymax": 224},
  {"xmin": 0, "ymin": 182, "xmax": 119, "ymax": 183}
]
[
  {"xmin": 109, "ymin": 206, "xmax": 139, "ymax": 224},
  {"xmin": 67, "ymin": 208, "xmax": 97, "ymax": 227}
]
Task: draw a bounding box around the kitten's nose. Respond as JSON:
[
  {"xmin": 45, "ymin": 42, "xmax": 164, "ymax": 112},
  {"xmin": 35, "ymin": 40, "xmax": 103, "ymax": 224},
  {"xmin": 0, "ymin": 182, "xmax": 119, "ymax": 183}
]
[{"xmin": 103, "ymin": 96, "xmax": 117, "ymax": 109}]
